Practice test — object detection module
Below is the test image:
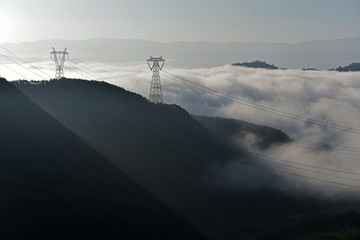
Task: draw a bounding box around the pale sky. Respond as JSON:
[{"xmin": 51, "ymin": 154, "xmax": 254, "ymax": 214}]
[{"xmin": 1, "ymin": 0, "xmax": 359, "ymax": 43}]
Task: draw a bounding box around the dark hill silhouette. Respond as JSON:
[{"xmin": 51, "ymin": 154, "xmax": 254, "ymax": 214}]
[
  {"xmin": 14, "ymin": 78, "xmax": 359, "ymax": 239},
  {"xmin": 14, "ymin": 78, "xmax": 234, "ymax": 202},
  {"xmin": 302, "ymin": 67, "xmax": 318, "ymax": 71},
  {"xmin": 232, "ymin": 60, "xmax": 279, "ymax": 69},
  {"xmin": 193, "ymin": 115, "xmax": 291, "ymax": 150},
  {"xmin": 329, "ymin": 62, "xmax": 360, "ymax": 72},
  {"xmin": 0, "ymin": 77, "xmax": 205, "ymax": 240},
  {"xmin": 256, "ymin": 209, "xmax": 360, "ymax": 240}
]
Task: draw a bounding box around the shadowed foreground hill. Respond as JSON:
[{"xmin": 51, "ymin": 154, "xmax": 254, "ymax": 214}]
[
  {"xmin": 14, "ymin": 78, "xmax": 360, "ymax": 239},
  {"xmin": 256, "ymin": 209, "xmax": 360, "ymax": 240},
  {"xmin": 14, "ymin": 78, "xmax": 234, "ymax": 201},
  {"xmin": 193, "ymin": 115, "xmax": 291, "ymax": 150},
  {"xmin": 0, "ymin": 77, "xmax": 205, "ymax": 240}
]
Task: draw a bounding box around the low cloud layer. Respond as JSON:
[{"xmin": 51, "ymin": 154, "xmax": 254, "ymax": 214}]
[
  {"xmin": 3, "ymin": 59, "xmax": 360, "ymax": 197},
  {"xmin": 119, "ymin": 65, "xmax": 360, "ymax": 197}
]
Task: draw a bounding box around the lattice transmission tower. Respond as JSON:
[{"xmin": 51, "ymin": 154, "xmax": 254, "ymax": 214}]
[
  {"xmin": 50, "ymin": 47, "xmax": 69, "ymax": 79},
  {"xmin": 147, "ymin": 56, "xmax": 165, "ymax": 103}
]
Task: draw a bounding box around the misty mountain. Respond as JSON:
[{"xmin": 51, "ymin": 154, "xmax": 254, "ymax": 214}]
[
  {"xmin": 13, "ymin": 78, "xmax": 359, "ymax": 239},
  {"xmin": 232, "ymin": 60, "xmax": 279, "ymax": 70},
  {"xmin": 4, "ymin": 36, "xmax": 360, "ymax": 69},
  {"xmin": 329, "ymin": 62, "xmax": 360, "ymax": 72},
  {"xmin": 0, "ymin": 77, "xmax": 205, "ymax": 239},
  {"xmin": 193, "ymin": 115, "xmax": 291, "ymax": 150}
]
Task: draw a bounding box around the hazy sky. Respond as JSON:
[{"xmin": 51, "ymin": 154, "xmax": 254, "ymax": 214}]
[{"xmin": 1, "ymin": 0, "xmax": 359, "ymax": 44}]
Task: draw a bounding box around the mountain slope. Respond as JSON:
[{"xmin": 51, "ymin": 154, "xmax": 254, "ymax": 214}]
[
  {"xmin": 232, "ymin": 60, "xmax": 279, "ymax": 69},
  {"xmin": 256, "ymin": 209, "xmax": 360, "ymax": 240},
  {"xmin": 14, "ymin": 78, "xmax": 359, "ymax": 240},
  {"xmin": 0, "ymin": 77, "xmax": 205, "ymax": 240},
  {"xmin": 330, "ymin": 62, "xmax": 360, "ymax": 72},
  {"xmin": 193, "ymin": 115, "xmax": 291, "ymax": 150},
  {"xmin": 14, "ymin": 78, "xmax": 233, "ymax": 200}
]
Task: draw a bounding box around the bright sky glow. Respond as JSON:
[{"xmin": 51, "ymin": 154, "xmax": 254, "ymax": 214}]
[
  {"xmin": 0, "ymin": 12, "xmax": 16, "ymax": 42},
  {"xmin": 0, "ymin": 0, "xmax": 359, "ymax": 44}
]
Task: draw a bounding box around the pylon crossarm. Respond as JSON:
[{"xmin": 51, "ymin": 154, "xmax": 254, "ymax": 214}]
[
  {"xmin": 147, "ymin": 60, "xmax": 153, "ymax": 70},
  {"xmin": 159, "ymin": 60, "xmax": 165, "ymax": 70},
  {"xmin": 50, "ymin": 47, "xmax": 69, "ymax": 79}
]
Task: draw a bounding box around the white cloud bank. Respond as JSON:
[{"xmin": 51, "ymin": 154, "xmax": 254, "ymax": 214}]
[
  {"xmin": 123, "ymin": 64, "xmax": 360, "ymax": 197},
  {"xmin": 3, "ymin": 60, "xmax": 360, "ymax": 197}
]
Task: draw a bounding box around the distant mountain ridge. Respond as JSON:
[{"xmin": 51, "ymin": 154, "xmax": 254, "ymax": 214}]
[
  {"xmin": 4, "ymin": 36, "xmax": 360, "ymax": 69},
  {"xmin": 329, "ymin": 62, "xmax": 360, "ymax": 72},
  {"xmin": 232, "ymin": 60, "xmax": 279, "ymax": 69}
]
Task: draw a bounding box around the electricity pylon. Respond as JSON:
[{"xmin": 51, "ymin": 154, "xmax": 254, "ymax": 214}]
[
  {"xmin": 50, "ymin": 47, "xmax": 69, "ymax": 79},
  {"xmin": 147, "ymin": 56, "xmax": 165, "ymax": 103}
]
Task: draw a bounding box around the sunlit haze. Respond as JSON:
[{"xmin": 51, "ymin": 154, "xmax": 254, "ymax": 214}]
[
  {"xmin": 1, "ymin": 0, "xmax": 359, "ymax": 43},
  {"xmin": 1, "ymin": 1, "xmax": 360, "ymax": 239}
]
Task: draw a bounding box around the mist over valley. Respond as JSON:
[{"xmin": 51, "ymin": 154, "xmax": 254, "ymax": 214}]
[{"xmin": 1, "ymin": 0, "xmax": 360, "ymax": 238}]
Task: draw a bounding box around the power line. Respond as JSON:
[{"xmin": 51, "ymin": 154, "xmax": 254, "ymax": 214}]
[
  {"xmin": 289, "ymin": 142, "xmax": 360, "ymax": 157},
  {"xmin": 65, "ymin": 62, "xmax": 101, "ymax": 80},
  {"xmin": 251, "ymin": 157, "xmax": 360, "ymax": 184},
  {"xmin": 66, "ymin": 60, "xmax": 107, "ymax": 80},
  {"xmin": 293, "ymin": 138, "xmax": 360, "ymax": 152},
  {"xmin": 162, "ymin": 71, "xmax": 360, "ymax": 135},
  {"xmin": 243, "ymin": 150, "xmax": 360, "ymax": 176},
  {"xmin": 0, "ymin": 52, "xmax": 47, "ymax": 80},
  {"xmin": 68, "ymin": 58, "xmax": 150, "ymax": 80},
  {"xmin": 0, "ymin": 62, "xmax": 30, "ymax": 80},
  {"xmin": 265, "ymin": 138, "xmax": 360, "ymax": 157},
  {"xmin": 1, "ymin": 48, "xmax": 359, "ymax": 190},
  {"xmin": 243, "ymin": 151, "xmax": 360, "ymax": 184},
  {"xmin": 112, "ymin": 71, "xmax": 150, "ymax": 79},
  {"xmin": 4, "ymin": 51, "xmax": 353, "ymax": 156},
  {"xmin": 2, "ymin": 47, "xmax": 358, "ymax": 154},
  {"xmin": 0, "ymin": 46, "xmax": 148, "ymax": 85},
  {"xmin": 67, "ymin": 59, "xmax": 110, "ymax": 82},
  {"xmin": 66, "ymin": 61, "xmax": 117, "ymax": 85},
  {"xmin": 162, "ymin": 71, "xmax": 360, "ymax": 158},
  {"xmin": 0, "ymin": 45, "xmax": 52, "ymax": 79},
  {"xmin": 66, "ymin": 59, "xmax": 149, "ymax": 85},
  {"xmin": 58, "ymin": 60, "xmax": 104, "ymax": 82},
  {"xmin": 238, "ymin": 157, "xmax": 360, "ymax": 189}
]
